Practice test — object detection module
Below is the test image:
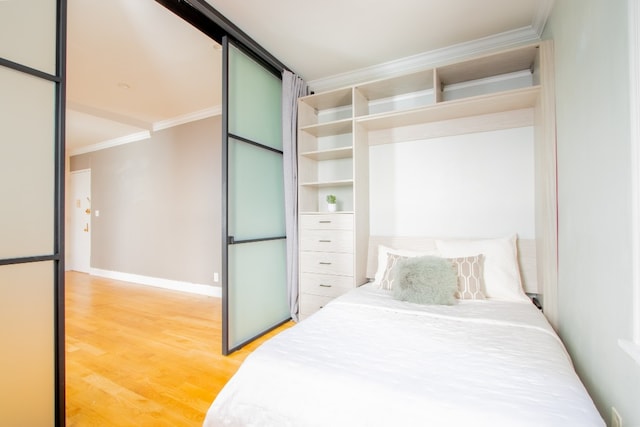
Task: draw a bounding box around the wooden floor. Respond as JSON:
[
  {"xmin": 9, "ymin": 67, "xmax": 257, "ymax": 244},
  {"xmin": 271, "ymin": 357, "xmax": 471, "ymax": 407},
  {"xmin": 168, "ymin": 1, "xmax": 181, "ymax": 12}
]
[{"xmin": 65, "ymin": 271, "xmax": 293, "ymax": 426}]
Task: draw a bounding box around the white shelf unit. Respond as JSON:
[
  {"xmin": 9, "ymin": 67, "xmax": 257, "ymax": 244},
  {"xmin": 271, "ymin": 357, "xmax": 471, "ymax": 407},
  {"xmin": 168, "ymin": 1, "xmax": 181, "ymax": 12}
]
[
  {"xmin": 297, "ymin": 41, "xmax": 557, "ymax": 321},
  {"xmin": 353, "ymin": 43, "xmax": 542, "ymax": 144},
  {"xmin": 298, "ymin": 86, "xmax": 370, "ymax": 319},
  {"xmin": 298, "ymin": 87, "xmax": 357, "ymax": 214}
]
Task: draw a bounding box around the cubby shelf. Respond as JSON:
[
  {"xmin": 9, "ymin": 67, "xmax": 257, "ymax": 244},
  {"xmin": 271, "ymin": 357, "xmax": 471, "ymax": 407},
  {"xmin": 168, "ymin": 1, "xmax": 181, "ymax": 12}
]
[
  {"xmin": 299, "ymin": 119, "xmax": 353, "ymax": 137},
  {"xmin": 299, "ymin": 146, "xmax": 353, "ymax": 161},
  {"xmin": 299, "ymin": 179, "xmax": 354, "ymax": 188},
  {"xmin": 356, "ymin": 85, "xmax": 540, "ymax": 132}
]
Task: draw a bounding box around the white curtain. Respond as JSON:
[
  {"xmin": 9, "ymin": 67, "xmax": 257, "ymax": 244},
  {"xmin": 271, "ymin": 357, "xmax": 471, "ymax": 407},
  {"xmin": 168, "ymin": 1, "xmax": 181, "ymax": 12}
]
[{"xmin": 282, "ymin": 70, "xmax": 308, "ymax": 321}]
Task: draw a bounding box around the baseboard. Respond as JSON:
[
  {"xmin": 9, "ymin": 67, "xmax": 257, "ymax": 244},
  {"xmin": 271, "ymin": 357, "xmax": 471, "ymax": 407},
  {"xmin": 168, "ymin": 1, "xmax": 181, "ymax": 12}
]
[{"xmin": 90, "ymin": 268, "xmax": 222, "ymax": 298}]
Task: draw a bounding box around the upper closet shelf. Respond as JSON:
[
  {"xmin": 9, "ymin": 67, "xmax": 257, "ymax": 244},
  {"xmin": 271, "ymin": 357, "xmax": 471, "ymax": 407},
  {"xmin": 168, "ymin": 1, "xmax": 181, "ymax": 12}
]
[
  {"xmin": 299, "ymin": 179, "xmax": 354, "ymax": 188},
  {"xmin": 300, "ymin": 146, "xmax": 353, "ymax": 161},
  {"xmin": 299, "ymin": 119, "xmax": 352, "ymax": 137},
  {"xmin": 356, "ymin": 86, "xmax": 540, "ymax": 131}
]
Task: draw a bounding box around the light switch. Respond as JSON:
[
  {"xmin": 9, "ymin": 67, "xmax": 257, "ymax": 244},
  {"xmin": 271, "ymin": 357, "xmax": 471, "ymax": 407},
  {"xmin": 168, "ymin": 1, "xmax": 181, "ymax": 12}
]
[{"xmin": 95, "ymin": 210, "xmax": 100, "ymax": 217}]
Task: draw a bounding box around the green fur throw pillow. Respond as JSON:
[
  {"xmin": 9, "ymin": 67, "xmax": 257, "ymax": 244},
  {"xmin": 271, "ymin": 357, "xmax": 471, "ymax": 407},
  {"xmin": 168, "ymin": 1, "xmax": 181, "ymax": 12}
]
[{"xmin": 392, "ymin": 256, "xmax": 458, "ymax": 305}]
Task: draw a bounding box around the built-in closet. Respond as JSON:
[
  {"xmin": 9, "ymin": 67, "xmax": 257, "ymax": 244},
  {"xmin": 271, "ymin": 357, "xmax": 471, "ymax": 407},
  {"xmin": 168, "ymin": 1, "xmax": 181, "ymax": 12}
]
[{"xmin": 297, "ymin": 41, "xmax": 558, "ymax": 325}]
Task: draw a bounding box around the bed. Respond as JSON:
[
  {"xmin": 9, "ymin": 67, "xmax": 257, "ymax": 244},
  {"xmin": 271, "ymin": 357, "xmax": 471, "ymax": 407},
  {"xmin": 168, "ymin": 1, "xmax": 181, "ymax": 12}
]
[{"xmin": 203, "ymin": 235, "xmax": 604, "ymax": 427}]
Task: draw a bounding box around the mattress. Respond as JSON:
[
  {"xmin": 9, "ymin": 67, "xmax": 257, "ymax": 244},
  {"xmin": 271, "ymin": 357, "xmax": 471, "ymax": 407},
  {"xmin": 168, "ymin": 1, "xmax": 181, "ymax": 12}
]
[{"xmin": 204, "ymin": 284, "xmax": 604, "ymax": 427}]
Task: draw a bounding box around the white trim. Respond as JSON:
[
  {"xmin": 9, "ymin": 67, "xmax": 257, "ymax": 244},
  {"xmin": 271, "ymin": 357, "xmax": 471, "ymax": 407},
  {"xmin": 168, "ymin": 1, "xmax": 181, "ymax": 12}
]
[
  {"xmin": 152, "ymin": 105, "xmax": 222, "ymax": 132},
  {"xmin": 308, "ymin": 26, "xmax": 540, "ymax": 93},
  {"xmin": 68, "ymin": 105, "xmax": 223, "ymax": 156},
  {"xmin": 68, "ymin": 101, "xmax": 152, "ymax": 130},
  {"xmin": 308, "ymin": 0, "xmax": 556, "ymax": 93},
  {"xmin": 90, "ymin": 268, "xmax": 221, "ymax": 298},
  {"xmin": 69, "ymin": 131, "xmax": 151, "ymax": 156},
  {"xmin": 624, "ymin": 0, "xmax": 640, "ymax": 365},
  {"xmin": 532, "ymin": 0, "xmax": 555, "ymax": 37}
]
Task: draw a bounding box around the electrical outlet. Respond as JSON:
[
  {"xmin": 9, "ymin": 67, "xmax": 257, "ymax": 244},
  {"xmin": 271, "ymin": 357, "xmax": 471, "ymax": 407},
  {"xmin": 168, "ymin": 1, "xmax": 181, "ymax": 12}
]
[
  {"xmin": 612, "ymin": 407, "xmax": 622, "ymax": 427},
  {"xmin": 213, "ymin": 272, "xmax": 219, "ymax": 282}
]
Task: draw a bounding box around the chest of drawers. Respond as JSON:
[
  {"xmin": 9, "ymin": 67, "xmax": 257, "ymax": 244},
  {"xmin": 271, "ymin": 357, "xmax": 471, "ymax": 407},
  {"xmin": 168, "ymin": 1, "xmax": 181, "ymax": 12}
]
[{"xmin": 298, "ymin": 213, "xmax": 354, "ymax": 319}]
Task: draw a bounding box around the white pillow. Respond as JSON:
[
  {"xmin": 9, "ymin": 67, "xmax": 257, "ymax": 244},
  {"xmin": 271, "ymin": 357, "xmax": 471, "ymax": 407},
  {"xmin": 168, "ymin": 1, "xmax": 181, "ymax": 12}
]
[
  {"xmin": 435, "ymin": 235, "xmax": 529, "ymax": 303},
  {"xmin": 373, "ymin": 245, "xmax": 439, "ymax": 288}
]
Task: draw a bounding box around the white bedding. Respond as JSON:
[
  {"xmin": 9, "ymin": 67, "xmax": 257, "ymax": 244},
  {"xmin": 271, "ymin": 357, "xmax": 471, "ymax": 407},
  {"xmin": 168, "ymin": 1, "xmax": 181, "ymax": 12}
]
[{"xmin": 204, "ymin": 285, "xmax": 604, "ymax": 427}]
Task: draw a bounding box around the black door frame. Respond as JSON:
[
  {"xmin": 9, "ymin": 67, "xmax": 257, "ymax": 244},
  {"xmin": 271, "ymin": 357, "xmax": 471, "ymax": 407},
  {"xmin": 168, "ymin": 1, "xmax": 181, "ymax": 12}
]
[
  {"xmin": 155, "ymin": 0, "xmax": 289, "ymax": 73},
  {"xmin": 155, "ymin": 0, "xmax": 293, "ymax": 355},
  {"xmin": 0, "ymin": 0, "xmax": 67, "ymax": 425}
]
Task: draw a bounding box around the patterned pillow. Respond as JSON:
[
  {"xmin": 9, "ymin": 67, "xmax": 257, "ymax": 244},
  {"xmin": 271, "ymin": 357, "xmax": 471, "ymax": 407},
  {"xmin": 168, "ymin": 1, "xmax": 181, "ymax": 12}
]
[
  {"xmin": 379, "ymin": 253, "xmax": 486, "ymax": 300},
  {"xmin": 449, "ymin": 255, "xmax": 486, "ymax": 300},
  {"xmin": 378, "ymin": 253, "xmax": 408, "ymax": 290}
]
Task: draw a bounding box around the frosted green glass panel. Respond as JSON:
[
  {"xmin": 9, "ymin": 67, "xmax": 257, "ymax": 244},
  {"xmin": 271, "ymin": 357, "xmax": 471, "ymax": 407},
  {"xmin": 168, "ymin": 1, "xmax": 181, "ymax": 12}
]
[
  {"xmin": 228, "ymin": 44, "xmax": 282, "ymax": 150},
  {"xmin": 0, "ymin": 67, "xmax": 55, "ymax": 259},
  {"xmin": 228, "ymin": 239, "xmax": 288, "ymax": 347},
  {"xmin": 224, "ymin": 40, "xmax": 287, "ymax": 354},
  {"xmin": 0, "ymin": 0, "xmax": 57, "ymax": 74},
  {"xmin": 0, "ymin": 262, "xmax": 54, "ymax": 427},
  {"xmin": 228, "ymin": 138, "xmax": 285, "ymax": 240}
]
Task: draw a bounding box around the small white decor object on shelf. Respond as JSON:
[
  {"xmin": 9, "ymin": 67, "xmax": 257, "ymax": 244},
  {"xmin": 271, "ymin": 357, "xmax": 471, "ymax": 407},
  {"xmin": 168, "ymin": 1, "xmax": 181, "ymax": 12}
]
[{"xmin": 326, "ymin": 194, "xmax": 337, "ymax": 212}]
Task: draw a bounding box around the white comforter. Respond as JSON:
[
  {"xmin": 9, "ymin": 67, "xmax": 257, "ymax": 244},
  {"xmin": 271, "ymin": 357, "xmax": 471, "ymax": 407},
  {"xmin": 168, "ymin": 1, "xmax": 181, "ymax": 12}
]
[{"xmin": 204, "ymin": 285, "xmax": 604, "ymax": 427}]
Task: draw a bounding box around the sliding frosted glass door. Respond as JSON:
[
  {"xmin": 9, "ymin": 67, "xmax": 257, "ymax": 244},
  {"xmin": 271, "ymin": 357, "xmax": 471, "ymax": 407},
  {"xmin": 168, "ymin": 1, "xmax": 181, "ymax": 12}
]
[
  {"xmin": 222, "ymin": 39, "xmax": 289, "ymax": 354},
  {"xmin": 0, "ymin": 0, "xmax": 65, "ymax": 425}
]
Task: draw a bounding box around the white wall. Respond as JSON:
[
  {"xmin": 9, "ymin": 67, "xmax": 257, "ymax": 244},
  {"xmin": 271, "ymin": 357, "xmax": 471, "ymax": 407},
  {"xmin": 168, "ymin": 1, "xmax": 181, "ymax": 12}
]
[
  {"xmin": 544, "ymin": 0, "xmax": 640, "ymax": 425},
  {"xmin": 369, "ymin": 127, "xmax": 535, "ymax": 239}
]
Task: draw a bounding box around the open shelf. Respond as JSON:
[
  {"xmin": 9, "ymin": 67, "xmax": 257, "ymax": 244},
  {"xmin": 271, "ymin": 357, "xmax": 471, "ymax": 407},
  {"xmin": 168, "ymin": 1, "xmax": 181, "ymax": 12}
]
[
  {"xmin": 299, "ymin": 146, "xmax": 353, "ymax": 161},
  {"xmin": 436, "ymin": 44, "xmax": 539, "ymax": 86},
  {"xmin": 299, "ymin": 119, "xmax": 352, "ymax": 137},
  {"xmin": 356, "ymin": 86, "xmax": 540, "ymax": 132},
  {"xmin": 298, "ymin": 87, "xmax": 353, "ymax": 127},
  {"xmin": 299, "ymin": 179, "xmax": 354, "ymax": 188}
]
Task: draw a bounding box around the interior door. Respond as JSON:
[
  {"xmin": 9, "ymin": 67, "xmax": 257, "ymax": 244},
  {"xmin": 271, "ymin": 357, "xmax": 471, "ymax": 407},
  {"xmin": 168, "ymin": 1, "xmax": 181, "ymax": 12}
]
[
  {"xmin": 69, "ymin": 170, "xmax": 91, "ymax": 273},
  {"xmin": 222, "ymin": 37, "xmax": 289, "ymax": 354},
  {"xmin": 0, "ymin": 0, "xmax": 65, "ymax": 425}
]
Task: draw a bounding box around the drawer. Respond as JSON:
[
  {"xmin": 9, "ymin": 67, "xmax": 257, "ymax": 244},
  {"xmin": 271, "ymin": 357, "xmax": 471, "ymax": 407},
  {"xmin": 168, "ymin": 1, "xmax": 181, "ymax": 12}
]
[
  {"xmin": 300, "ymin": 273, "xmax": 353, "ymax": 297},
  {"xmin": 300, "ymin": 213, "xmax": 353, "ymax": 230},
  {"xmin": 300, "ymin": 252, "xmax": 353, "ymax": 276},
  {"xmin": 299, "ymin": 229, "xmax": 353, "ymax": 253},
  {"xmin": 299, "ymin": 293, "xmax": 333, "ymax": 318}
]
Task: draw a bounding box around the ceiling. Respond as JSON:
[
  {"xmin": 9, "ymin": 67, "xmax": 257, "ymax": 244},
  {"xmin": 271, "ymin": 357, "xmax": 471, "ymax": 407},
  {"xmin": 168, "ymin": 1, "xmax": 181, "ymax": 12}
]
[{"xmin": 66, "ymin": 0, "xmax": 552, "ymax": 154}]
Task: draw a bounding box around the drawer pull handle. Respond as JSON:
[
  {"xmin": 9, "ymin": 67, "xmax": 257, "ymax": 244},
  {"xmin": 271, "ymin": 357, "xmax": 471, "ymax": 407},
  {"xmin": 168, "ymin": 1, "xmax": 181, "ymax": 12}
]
[
  {"xmin": 319, "ymin": 284, "xmax": 332, "ymax": 288},
  {"xmin": 319, "ymin": 220, "xmax": 331, "ymax": 224},
  {"xmin": 319, "ymin": 262, "xmax": 332, "ymax": 265},
  {"xmin": 318, "ymin": 239, "xmax": 332, "ymax": 243}
]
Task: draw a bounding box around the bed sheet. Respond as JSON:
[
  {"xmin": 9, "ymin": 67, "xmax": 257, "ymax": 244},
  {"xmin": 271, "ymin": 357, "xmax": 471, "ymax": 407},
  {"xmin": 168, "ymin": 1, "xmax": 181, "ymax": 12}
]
[{"xmin": 204, "ymin": 285, "xmax": 604, "ymax": 427}]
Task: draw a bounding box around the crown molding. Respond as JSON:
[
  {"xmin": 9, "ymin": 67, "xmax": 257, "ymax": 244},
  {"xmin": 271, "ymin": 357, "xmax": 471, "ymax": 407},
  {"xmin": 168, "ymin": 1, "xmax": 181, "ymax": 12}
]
[
  {"xmin": 68, "ymin": 105, "xmax": 222, "ymax": 156},
  {"xmin": 532, "ymin": 0, "xmax": 556, "ymax": 37},
  {"xmin": 67, "ymin": 101, "xmax": 152, "ymax": 130},
  {"xmin": 68, "ymin": 130, "xmax": 151, "ymax": 156},
  {"xmin": 152, "ymin": 105, "xmax": 222, "ymax": 131},
  {"xmin": 308, "ymin": 26, "xmax": 542, "ymax": 93}
]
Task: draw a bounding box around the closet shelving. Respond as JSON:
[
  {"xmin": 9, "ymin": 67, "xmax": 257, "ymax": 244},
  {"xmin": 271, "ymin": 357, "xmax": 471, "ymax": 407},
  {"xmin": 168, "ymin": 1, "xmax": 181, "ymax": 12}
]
[
  {"xmin": 353, "ymin": 43, "xmax": 541, "ymax": 136},
  {"xmin": 297, "ymin": 41, "xmax": 555, "ymax": 319},
  {"xmin": 298, "ymin": 86, "xmax": 355, "ymax": 214},
  {"xmin": 298, "ymin": 43, "xmax": 542, "ymax": 214}
]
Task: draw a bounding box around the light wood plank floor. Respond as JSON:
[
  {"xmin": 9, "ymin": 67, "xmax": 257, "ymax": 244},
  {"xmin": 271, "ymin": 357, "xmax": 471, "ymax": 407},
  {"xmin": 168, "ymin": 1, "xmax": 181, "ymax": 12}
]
[{"xmin": 65, "ymin": 271, "xmax": 293, "ymax": 426}]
